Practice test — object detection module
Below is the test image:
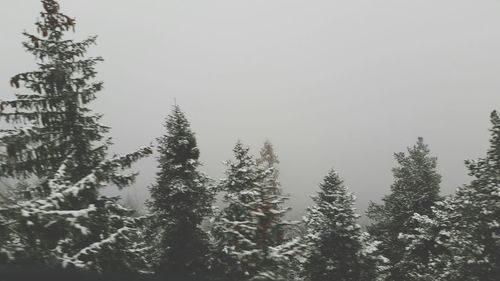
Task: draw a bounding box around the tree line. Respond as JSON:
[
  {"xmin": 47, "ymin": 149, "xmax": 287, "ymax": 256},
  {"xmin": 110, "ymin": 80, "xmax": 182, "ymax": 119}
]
[{"xmin": 0, "ymin": 1, "xmax": 498, "ymax": 280}]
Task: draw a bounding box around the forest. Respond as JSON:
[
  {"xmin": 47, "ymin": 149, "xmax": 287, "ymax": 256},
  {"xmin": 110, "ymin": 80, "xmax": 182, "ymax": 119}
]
[{"xmin": 0, "ymin": 1, "xmax": 499, "ymax": 281}]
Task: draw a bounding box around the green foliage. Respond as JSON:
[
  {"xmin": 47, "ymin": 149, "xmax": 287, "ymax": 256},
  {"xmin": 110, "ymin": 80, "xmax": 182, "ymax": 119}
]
[
  {"xmin": 400, "ymin": 111, "xmax": 500, "ymax": 281},
  {"xmin": 367, "ymin": 137, "xmax": 441, "ymax": 280},
  {"xmin": 146, "ymin": 105, "xmax": 215, "ymax": 279},
  {"xmin": 212, "ymin": 142, "xmax": 301, "ymax": 281},
  {"xmin": 302, "ymin": 170, "xmax": 381, "ymax": 281},
  {"xmin": 0, "ymin": 147, "xmax": 153, "ymax": 272},
  {"xmin": 0, "ymin": 0, "xmax": 153, "ymax": 273},
  {"xmin": 0, "ymin": 0, "xmax": 107, "ymax": 180}
]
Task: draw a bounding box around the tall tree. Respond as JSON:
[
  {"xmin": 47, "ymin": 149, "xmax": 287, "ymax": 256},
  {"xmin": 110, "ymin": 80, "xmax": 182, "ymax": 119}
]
[
  {"xmin": 0, "ymin": 0, "xmax": 107, "ymax": 181},
  {"xmin": 146, "ymin": 105, "xmax": 214, "ymax": 280},
  {"xmin": 256, "ymin": 140, "xmax": 280, "ymax": 191},
  {"xmin": 212, "ymin": 142, "xmax": 301, "ymax": 281},
  {"xmin": 256, "ymin": 141, "xmax": 286, "ymax": 251},
  {"xmin": 0, "ymin": 0, "xmax": 153, "ymax": 273},
  {"xmin": 302, "ymin": 170, "xmax": 380, "ymax": 281},
  {"xmin": 367, "ymin": 137, "xmax": 441, "ymax": 280},
  {"xmin": 401, "ymin": 111, "xmax": 500, "ymax": 280},
  {"xmin": 255, "ymin": 140, "xmax": 302, "ymax": 280}
]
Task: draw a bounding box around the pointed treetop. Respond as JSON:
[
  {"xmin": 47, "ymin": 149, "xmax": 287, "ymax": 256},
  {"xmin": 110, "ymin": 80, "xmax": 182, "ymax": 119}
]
[
  {"xmin": 313, "ymin": 169, "xmax": 356, "ymax": 209},
  {"xmin": 394, "ymin": 137, "xmax": 432, "ymax": 163},
  {"xmin": 257, "ymin": 140, "xmax": 279, "ymax": 167},
  {"xmin": 164, "ymin": 105, "xmax": 193, "ymax": 136},
  {"xmin": 1, "ymin": 0, "xmax": 106, "ymax": 179},
  {"xmin": 37, "ymin": 0, "xmax": 75, "ymax": 40},
  {"xmin": 466, "ymin": 110, "xmax": 500, "ymax": 178},
  {"xmin": 231, "ymin": 140, "xmax": 253, "ymax": 166},
  {"xmin": 158, "ymin": 105, "xmax": 200, "ymax": 167},
  {"xmin": 487, "ymin": 110, "xmax": 500, "ymax": 167},
  {"xmin": 319, "ymin": 169, "xmax": 345, "ymax": 193},
  {"xmin": 391, "ymin": 137, "xmax": 441, "ymax": 191}
]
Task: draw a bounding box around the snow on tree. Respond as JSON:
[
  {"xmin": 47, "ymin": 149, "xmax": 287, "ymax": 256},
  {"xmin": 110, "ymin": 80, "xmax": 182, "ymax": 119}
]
[
  {"xmin": 212, "ymin": 141, "xmax": 302, "ymax": 281},
  {"xmin": 400, "ymin": 111, "xmax": 500, "ymax": 281},
  {"xmin": 0, "ymin": 0, "xmax": 153, "ymax": 273},
  {"xmin": 0, "ymin": 147, "xmax": 153, "ymax": 272},
  {"xmin": 255, "ymin": 141, "xmax": 285, "ymax": 252},
  {"xmin": 255, "ymin": 140, "xmax": 304, "ymax": 280},
  {"xmin": 302, "ymin": 169, "xmax": 381, "ymax": 281},
  {"xmin": 256, "ymin": 141, "xmax": 280, "ymax": 188},
  {"xmin": 366, "ymin": 137, "xmax": 442, "ymax": 280},
  {"xmin": 0, "ymin": 0, "xmax": 107, "ymax": 180},
  {"xmin": 146, "ymin": 105, "xmax": 215, "ymax": 279}
]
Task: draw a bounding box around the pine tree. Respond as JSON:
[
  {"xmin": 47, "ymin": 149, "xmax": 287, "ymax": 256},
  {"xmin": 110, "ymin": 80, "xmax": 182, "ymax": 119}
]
[
  {"xmin": 367, "ymin": 137, "xmax": 441, "ymax": 280},
  {"xmin": 302, "ymin": 170, "xmax": 381, "ymax": 281},
  {"xmin": 255, "ymin": 141, "xmax": 302, "ymax": 280},
  {"xmin": 256, "ymin": 141, "xmax": 280, "ymax": 189},
  {"xmin": 0, "ymin": 0, "xmax": 154, "ymax": 273},
  {"xmin": 211, "ymin": 142, "xmax": 262, "ymax": 281},
  {"xmin": 401, "ymin": 111, "xmax": 500, "ymax": 280},
  {"xmin": 212, "ymin": 142, "xmax": 301, "ymax": 281},
  {"xmin": 0, "ymin": 147, "xmax": 153, "ymax": 272},
  {"xmin": 146, "ymin": 105, "xmax": 214, "ymax": 280},
  {"xmin": 255, "ymin": 141, "xmax": 285, "ymax": 254},
  {"xmin": 0, "ymin": 0, "xmax": 107, "ymax": 181}
]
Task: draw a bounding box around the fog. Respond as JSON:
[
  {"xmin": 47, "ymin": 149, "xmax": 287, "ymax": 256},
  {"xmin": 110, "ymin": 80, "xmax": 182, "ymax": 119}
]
[{"xmin": 1, "ymin": 0, "xmax": 500, "ymax": 220}]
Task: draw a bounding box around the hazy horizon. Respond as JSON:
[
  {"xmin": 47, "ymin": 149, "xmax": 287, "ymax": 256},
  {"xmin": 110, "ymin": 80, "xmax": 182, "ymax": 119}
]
[{"xmin": 2, "ymin": 0, "xmax": 500, "ymax": 221}]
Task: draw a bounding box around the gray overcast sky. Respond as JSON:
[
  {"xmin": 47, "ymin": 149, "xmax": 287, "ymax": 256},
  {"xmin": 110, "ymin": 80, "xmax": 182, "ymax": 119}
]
[{"xmin": 1, "ymin": 0, "xmax": 500, "ymax": 220}]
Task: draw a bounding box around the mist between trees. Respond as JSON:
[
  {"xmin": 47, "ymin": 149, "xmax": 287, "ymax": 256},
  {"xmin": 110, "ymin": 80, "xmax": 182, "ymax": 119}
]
[{"xmin": 0, "ymin": 1, "xmax": 499, "ymax": 281}]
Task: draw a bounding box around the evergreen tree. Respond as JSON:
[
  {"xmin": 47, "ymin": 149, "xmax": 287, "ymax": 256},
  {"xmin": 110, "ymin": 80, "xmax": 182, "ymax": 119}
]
[
  {"xmin": 302, "ymin": 170, "xmax": 380, "ymax": 281},
  {"xmin": 255, "ymin": 140, "xmax": 302, "ymax": 280},
  {"xmin": 146, "ymin": 105, "xmax": 214, "ymax": 280},
  {"xmin": 367, "ymin": 137, "xmax": 441, "ymax": 280},
  {"xmin": 0, "ymin": 0, "xmax": 153, "ymax": 273},
  {"xmin": 401, "ymin": 111, "xmax": 500, "ymax": 280},
  {"xmin": 212, "ymin": 142, "xmax": 301, "ymax": 281},
  {"xmin": 255, "ymin": 141, "xmax": 285, "ymax": 253},
  {"xmin": 0, "ymin": 0, "xmax": 107, "ymax": 181},
  {"xmin": 256, "ymin": 140, "xmax": 280, "ymax": 191},
  {"xmin": 0, "ymin": 147, "xmax": 153, "ymax": 272}
]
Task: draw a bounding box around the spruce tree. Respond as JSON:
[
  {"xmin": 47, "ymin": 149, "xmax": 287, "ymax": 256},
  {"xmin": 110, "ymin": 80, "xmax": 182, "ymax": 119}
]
[
  {"xmin": 0, "ymin": 0, "xmax": 153, "ymax": 273},
  {"xmin": 256, "ymin": 140, "xmax": 280, "ymax": 191},
  {"xmin": 401, "ymin": 111, "xmax": 500, "ymax": 280},
  {"xmin": 211, "ymin": 142, "xmax": 261, "ymax": 281},
  {"xmin": 146, "ymin": 105, "xmax": 214, "ymax": 280},
  {"xmin": 302, "ymin": 170, "xmax": 380, "ymax": 281},
  {"xmin": 255, "ymin": 141, "xmax": 285, "ymax": 253},
  {"xmin": 367, "ymin": 137, "xmax": 441, "ymax": 280},
  {"xmin": 255, "ymin": 140, "xmax": 302, "ymax": 280},
  {"xmin": 0, "ymin": 147, "xmax": 153, "ymax": 272},
  {"xmin": 212, "ymin": 142, "xmax": 301, "ymax": 281},
  {"xmin": 0, "ymin": 0, "xmax": 107, "ymax": 181}
]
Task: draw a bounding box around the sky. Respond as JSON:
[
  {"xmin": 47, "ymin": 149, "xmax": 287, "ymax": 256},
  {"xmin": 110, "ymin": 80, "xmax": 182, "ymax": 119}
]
[{"xmin": 1, "ymin": 0, "xmax": 500, "ymax": 220}]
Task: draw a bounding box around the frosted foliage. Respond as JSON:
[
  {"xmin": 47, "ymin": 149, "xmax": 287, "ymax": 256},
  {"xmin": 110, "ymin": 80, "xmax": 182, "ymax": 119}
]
[
  {"xmin": 146, "ymin": 105, "xmax": 214, "ymax": 278},
  {"xmin": 400, "ymin": 111, "xmax": 500, "ymax": 281},
  {"xmin": 0, "ymin": 0, "xmax": 108, "ymax": 180},
  {"xmin": 302, "ymin": 170, "xmax": 383, "ymax": 281},
  {"xmin": 367, "ymin": 137, "xmax": 442, "ymax": 281},
  {"xmin": 0, "ymin": 146, "xmax": 152, "ymax": 272},
  {"xmin": 212, "ymin": 142, "xmax": 304, "ymax": 281}
]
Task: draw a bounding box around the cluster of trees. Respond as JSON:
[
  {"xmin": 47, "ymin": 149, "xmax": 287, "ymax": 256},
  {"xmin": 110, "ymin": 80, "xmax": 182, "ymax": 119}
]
[{"xmin": 0, "ymin": 1, "xmax": 498, "ymax": 280}]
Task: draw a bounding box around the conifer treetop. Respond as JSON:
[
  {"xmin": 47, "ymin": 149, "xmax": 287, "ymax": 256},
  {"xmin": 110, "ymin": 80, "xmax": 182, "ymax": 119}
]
[
  {"xmin": 156, "ymin": 105, "xmax": 200, "ymax": 176},
  {"xmin": 466, "ymin": 110, "xmax": 500, "ymax": 180},
  {"xmin": 400, "ymin": 110, "xmax": 500, "ymax": 280},
  {"xmin": 0, "ymin": 0, "xmax": 106, "ymax": 180},
  {"xmin": 303, "ymin": 169, "xmax": 381, "ymax": 281}
]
